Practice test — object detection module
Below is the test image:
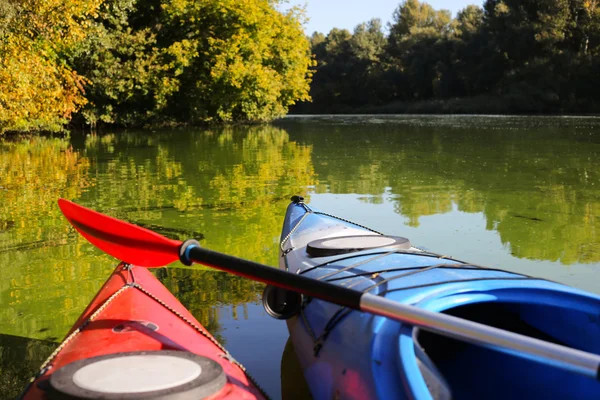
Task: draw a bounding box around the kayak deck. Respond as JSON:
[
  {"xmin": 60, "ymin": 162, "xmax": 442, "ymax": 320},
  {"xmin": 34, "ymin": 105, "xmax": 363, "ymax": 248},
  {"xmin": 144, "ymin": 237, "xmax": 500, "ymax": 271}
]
[
  {"xmin": 22, "ymin": 264, "xmax": 265, "ymax": 400},
  {"xmin": 281, "ymin": 200, "xmax": 600, "ymax": 400}
]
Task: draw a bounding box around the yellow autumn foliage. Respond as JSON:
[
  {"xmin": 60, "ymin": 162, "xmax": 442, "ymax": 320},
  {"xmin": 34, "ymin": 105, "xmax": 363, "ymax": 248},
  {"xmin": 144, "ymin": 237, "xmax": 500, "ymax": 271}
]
[{"xmin": 0, "ymin": 0, "xmax": 103, "ymax": 134}]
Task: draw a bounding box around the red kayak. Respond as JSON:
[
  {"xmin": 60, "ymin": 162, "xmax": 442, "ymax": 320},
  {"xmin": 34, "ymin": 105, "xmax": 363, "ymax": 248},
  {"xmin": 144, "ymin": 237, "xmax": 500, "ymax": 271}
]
[{"xmin": 21, "ymin": 263, "xmax": 266, "ymax": 400}]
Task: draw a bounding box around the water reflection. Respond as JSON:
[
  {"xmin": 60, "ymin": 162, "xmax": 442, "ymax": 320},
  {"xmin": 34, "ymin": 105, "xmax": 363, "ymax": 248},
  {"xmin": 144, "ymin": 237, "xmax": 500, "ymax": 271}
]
[
  {"xmin": 156, "ymin": 268, "xmax": 265, "ymax": 345},
  {"xmin": 0, "ymin": 126, "xmax": 315, "ymax": 398},
  {"xmin": 280, "ymin": 338, "xmax": 312, "ymax": 400},
  {"xmin": 0, "ymin": 137, "xmax": 91, "ymax": 252},
  {"xmin": 278, "ymin": 115, "xmax": 600, "ymax": 265},
  {"xmin": 1, "ymin": 116, "xmax": 599, "ymax": 398},
  {"xmin": 0, "ymin": 334, "xmax": 55, "ymax": 399}
]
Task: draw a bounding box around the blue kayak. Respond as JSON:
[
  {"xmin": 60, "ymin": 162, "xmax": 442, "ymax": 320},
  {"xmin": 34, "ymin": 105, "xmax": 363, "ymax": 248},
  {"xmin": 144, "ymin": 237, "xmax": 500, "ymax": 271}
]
[{"xmin": 277, "ymin": 198, "xmax": 600, "ymax": 400}]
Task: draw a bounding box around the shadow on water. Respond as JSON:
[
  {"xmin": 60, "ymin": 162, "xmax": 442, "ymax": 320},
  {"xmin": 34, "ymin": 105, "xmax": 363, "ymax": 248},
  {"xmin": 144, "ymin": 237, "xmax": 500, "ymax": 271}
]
[
  {"xmin": 281, "ymin": 338, "xmax": 312, "ymax": 400},
  {"xmin": 0, "ymin": 334, "xmax": 55, "ymax": 399},
  {"xmin": 135, "ymin": 222, "xmax": 205, "ymax": 241}
]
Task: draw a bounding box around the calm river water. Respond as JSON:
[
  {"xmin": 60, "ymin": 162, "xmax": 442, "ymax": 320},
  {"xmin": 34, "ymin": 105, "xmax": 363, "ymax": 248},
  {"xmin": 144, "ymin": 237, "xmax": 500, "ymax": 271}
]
[{"xmin": 1, "ymin": 115, "xmax": 599, "ymax": 398}]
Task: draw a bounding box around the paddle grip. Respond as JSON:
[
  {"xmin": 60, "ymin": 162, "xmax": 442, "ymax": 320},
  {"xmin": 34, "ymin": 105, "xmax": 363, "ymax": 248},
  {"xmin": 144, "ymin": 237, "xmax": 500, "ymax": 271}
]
[{"xmin": 183, "ymin": 243, "xmax": 363, "ymax": 310}]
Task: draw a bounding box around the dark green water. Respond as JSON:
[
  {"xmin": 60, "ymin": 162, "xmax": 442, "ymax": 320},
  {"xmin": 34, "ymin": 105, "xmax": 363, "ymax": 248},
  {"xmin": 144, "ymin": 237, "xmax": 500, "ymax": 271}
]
[{"xmin": 1, "ymin": 115, "xmax": 599, "ymax": 398}]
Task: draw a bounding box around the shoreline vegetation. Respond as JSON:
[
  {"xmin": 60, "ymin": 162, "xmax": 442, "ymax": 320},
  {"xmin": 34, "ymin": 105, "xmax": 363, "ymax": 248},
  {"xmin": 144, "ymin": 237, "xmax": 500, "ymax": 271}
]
[
  {"xmin": 291, "ymin": 0, "xmax": 600, "ymax": 116},
  {"xmin": 1, "ymin": 0, "xmax": 599, "ymax": 135},
  {"xmin": 291, "ymin": 95, "xmax": 600, "ymax": 116},
  {"xmin": 0, "ymin": 0, "xmax": 314, "ymax": 135}
]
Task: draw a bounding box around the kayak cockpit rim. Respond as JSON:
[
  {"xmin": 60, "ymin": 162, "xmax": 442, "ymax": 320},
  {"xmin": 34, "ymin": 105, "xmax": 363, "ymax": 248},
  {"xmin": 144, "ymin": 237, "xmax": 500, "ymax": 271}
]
[{"xmin": 388, "ymin": 286, "xmax": 600, "ymax": 400}]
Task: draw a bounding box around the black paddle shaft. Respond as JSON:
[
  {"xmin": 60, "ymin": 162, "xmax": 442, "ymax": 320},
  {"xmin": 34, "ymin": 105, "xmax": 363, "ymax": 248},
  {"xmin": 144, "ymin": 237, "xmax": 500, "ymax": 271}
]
[
  {"xmin": 183, "ymin": 241, "xmax": 600, "ymax": 381},
  {"xmin": 181, "ymin": 241, "xmax": 363, "ymax": 310}
]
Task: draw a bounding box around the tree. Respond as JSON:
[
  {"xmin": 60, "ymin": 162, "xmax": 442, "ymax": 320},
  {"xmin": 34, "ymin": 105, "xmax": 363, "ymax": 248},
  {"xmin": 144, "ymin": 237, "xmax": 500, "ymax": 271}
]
[
  {"xmin": 296, "ymin": 0, "xmax": 600, "ymax": 113},
  {"xmin": 481, "ymin": 0, "xmax": 577, "ymax": 110},
  {"xmin": 449, "ymin": 5, "xmax": 492, "ymax": 96},
  {"xmin": 350, "ymin": 19, "xmax": 387, "ymax": 63},
  {"xmin": 0, "ymin": 0, "xmax": 103, "ymax": 133},
  {"xmin": 453, "ymin": 5, "xmax": 484, "ymax": 39},
  {"xmin": 571, "ymin": 0, "xmax": 600, "ymax": 55},
  {"xmin": 163, "ymin": 0, "xmax": 315, "ymax": 123},
  {"xmin": 305, "ymin": 28, "xmax": 353, "ymax": 109},
  {"xmin": 309, "ymin": 32, "xmax": 327, "ymax": 60},
  {"xmin": 71, "ymin": 0, "xmax": 315, "ymax": 126},
  {"xmin": 1, "ymin": 0, "xmax": 315, "ymax": 132},
  {"xmin": 385, "ymin": 0, "xmax": 453, "ymax": 100},
  {"xmin": 68, "ymin": 0, "xmax": 165, "ymax": 126},
  {"xmin": 302, "ymin": 21, "xmax": 388, "ymax": 110},
  {"xmin": 388, "ymin": 0, "xmax": 452, "ymax": 49}
]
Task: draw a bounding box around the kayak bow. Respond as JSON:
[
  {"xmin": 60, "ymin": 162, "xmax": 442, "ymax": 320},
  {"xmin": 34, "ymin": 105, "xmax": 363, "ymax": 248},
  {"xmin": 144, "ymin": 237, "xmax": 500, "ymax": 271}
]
[
  {"xmin": 21, "ymin": 264, "xmax": 266, "ymax": 400},
  {"xmin": 279, "ymin": 197, "xmax": 600, "ymax": 400}
]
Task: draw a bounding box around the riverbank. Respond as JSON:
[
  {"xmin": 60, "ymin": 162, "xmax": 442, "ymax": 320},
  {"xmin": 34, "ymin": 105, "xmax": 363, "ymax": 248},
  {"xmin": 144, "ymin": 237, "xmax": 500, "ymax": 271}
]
[{"xmin": 291, "ymin": 94, "xmax": 600, "ymax": 116}]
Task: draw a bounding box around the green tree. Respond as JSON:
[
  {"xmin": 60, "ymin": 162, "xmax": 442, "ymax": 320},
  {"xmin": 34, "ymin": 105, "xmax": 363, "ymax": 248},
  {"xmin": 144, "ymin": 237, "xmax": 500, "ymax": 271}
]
[
  {"xmin": 309, "ymin": 32, "xmax": 327, "ymax": 60},
  {"xmin": 388, "ymin": 0, "xmax": 451, "ymax": 49},
  {"xmin": 305, "ymin": 28, "xmax": 353, "ymax": 109},
  {"xmin": 293, "ymin": 0, "xmax": 600, "ymax": 114},
  {"xmin": 351, "ymin": 19, "xmax": 387, "ymax": 63},
  {"xmin": 298, "ymin": 20, "xmax": 388, "ymax": 111},
  {"xmin": 386, "ymin": 0, "xmax": 454, "ymax": 100},
  {"xmin": 348, "ymin": 19, "xmax": 388, "ymax": 104},
  {"xmin": 481, "ymin": 0, "xmax": 579, "ymax": 111},
  {"xmin": 162, "ymin": 0, "xmax": 315, "ymax": 123},
  {"xmin": 575, "ymin": 0, "xmax": 600, "ymax": 55},
  {"xmin": 68, "ymin": 0, "xmax": 165, "ymax": 126},
  {"xmin": 452, "ymin": 5, "xmax": 484, "ymax": 39},
  {"xmin": 450, "ymin": 5, "xmax": 490, "ymax": 96},
  {"xmin": 72, "ymin": 0, "xmax": 315, "ymax": 126}
]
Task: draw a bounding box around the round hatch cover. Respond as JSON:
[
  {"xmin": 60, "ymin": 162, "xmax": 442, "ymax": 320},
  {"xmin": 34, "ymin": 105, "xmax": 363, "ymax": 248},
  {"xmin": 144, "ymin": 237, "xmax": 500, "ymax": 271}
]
[
  {"xmin": 49, "ymin": 350, "xmax": 226, "ymax": 400},
  {"xmin": 306, "ymin": 235, "xmax": 410, "ymax": 257}
]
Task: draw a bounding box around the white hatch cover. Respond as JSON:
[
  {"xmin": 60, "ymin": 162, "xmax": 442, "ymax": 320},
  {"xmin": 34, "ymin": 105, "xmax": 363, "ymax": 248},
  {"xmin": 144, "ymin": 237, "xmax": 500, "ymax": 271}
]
[
  {"xmin": 306, "ymin": 235, "xmax": 411, "ymax": 257},
  {"xmin": 49, "ymin": 350, "xmax": 226, "ymax": 399}
]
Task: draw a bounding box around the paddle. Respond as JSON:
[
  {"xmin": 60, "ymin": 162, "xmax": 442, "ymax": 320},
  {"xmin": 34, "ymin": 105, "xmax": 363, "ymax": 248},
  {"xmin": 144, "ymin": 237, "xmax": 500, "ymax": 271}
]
[{"xmin": 57, "ymin": 198, "xmax": 600, "ymax": 381}]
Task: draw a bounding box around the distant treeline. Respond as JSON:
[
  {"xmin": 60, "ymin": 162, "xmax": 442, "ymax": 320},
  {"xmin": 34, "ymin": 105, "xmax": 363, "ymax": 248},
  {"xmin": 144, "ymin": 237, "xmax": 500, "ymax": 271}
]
[
  {"xmin": 0, "ymin": 0, "xmax": 314, "ymax": 134},
  {"xmin": 293, "ymin": 0, "xmax": 600, "ymax": 115}
]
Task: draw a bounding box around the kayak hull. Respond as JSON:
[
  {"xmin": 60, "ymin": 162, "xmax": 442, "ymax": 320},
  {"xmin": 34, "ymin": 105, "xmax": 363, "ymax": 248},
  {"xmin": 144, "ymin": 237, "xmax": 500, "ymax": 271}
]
[
  {"xmin": 280, "ymin": 200, "xmax": 600, "ymax": 400},
  {"xmin": 22, "ymin": 264, "xmax": 264, "ymax": 400}
]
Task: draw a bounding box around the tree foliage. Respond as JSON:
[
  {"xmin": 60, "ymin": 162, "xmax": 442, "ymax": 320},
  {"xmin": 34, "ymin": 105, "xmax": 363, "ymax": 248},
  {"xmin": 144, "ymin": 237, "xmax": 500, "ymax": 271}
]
[
  {"xmin": 0, "ymin": 0, "xmax": 102, "ymax": 133},
  {"xmin": 159, "ymin": 0, "xmax": 314, "ymax": 124},
  {"xmin": 389, "ymin": 0, "xmax": 451, "ymax": 44},
  {"xmin": 299, "ymin": 19, "xmax": 388, "ymax": 111},
  {"xmin": 296, "ymin": 0, "xmax": 600, "ymax": 114},
  {"xmin": 0, "ymin": 0, "xmax": 314, "ymax": 133}
]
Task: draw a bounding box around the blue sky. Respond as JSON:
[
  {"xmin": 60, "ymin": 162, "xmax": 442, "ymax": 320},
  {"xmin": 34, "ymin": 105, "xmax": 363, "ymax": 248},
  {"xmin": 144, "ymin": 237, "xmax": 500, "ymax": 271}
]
[{"xmin": 283, "ymin": 0, "xmax": 484, "ymax": 35}]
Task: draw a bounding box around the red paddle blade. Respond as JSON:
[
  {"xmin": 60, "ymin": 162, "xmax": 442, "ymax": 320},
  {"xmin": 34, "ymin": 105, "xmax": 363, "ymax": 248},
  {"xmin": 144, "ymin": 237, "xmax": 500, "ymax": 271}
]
[{"xmin": 58, "ymin": 199, "xmax": 182, "ymax": 267}]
